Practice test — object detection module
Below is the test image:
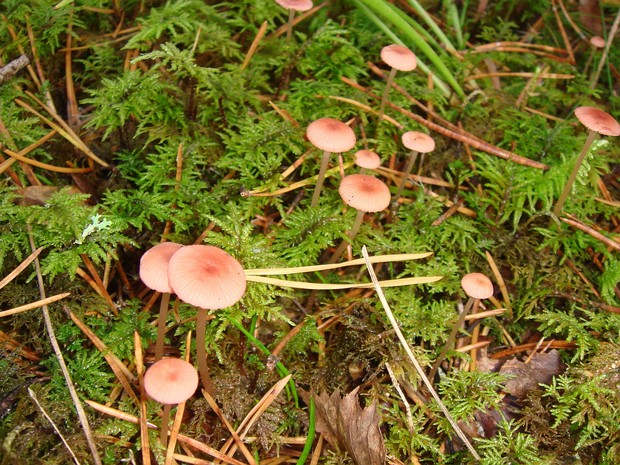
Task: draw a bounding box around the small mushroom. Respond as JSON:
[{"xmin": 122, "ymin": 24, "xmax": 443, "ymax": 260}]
[
  {"xmin": 144, "ymin": 357, "xmax": 199, "ymax": 445},
  {"xmin": 394, "ymin": 130, "xmax": 435, "ymax": 202},
  {"xmin": 329, "ymin": 174, "xmax": 391, "ymax": 262},
  {"xmin": 168, "ymin": 245, "xmax": 247, "ymax": 395},
  {"xmin": 354, "ymin": 149, "xmax": 382, "ymax": 173},
  {"xmin": 275, "ymin": 0, "xmax": 313, "ymax": 42},
  {"xmin": 553, "ymin": 106, "xmax": 620, "ymax": 216},
  {"xmin": 378, "ymin": 44, "xmax": 417, "ymax": 124},
  {"xmin": 429, "ymin": 273, "xmax": 494, "ymax": 381},
  {"xmin": 139, "ymin": 242, "xmax": 183, "ymax": 362},
  {"xmin": 306, "ymin": 117, "xmax": 357, "ymax": 207}
]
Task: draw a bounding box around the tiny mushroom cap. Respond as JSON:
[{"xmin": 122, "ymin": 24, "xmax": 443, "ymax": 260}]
[
  {"xmin": 139, "ymin": 242, "xmax": 184, "ymax": 294},
  {"xmin": 275, "ymin": 0, "xmax": 313, "ymax": 11},
  {"xmin": 339, "ymin": 174, "xmax": 391, "ymax": 213},
  {"xmin": 354, "ymin": 150, "xmax": 382, "ymax": 170},
  {"xmin": 306, "ymin": 118, "xmax": 357, "ymax": 153},
  {"xmin": 168, "ymin": 245, "xmax": 246, "ymax": 310},
  {"xmin": 143, "ymin": 357, "xmax": 199, "ymax": 405},
  {"xmin": 380, "ymin": 44, "xmax": 417, "ymax": 72},
  {"xmin": 574, "ymin": 106, "xmax": 620, "ymax": 137},
  {"xmin": 590, "ymin": 36, "xmax": 606, "ymax": 48},
  {"xmin": 402, "ymin": 131, "xmax": 435, "ymax": 153},
  {"xmin": 461, "ymin": 273, "xmax": 494, "ymax": 300}
]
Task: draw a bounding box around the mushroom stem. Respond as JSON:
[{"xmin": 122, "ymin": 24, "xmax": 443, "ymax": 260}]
[
  {"xmin": 553, "ymin": 129, "xmax": 597, "ymax": 217},
  {"xmin": 285, "ymin": 9, "xmax": 295, "ymax": 42},
  {"xmin": 377, "ymin": 67, "xmax": 397, "ymax": 124},
  {"xmin": 160, "ymin": 404, "xmax": 171, "ymax": 446},
  {"xmin": 394, "ymin": 149, "xmax": 419, "ymax": 201},
  {"xmin": 428, "ymin": 296, "xmax": 477, "ymax": 383},
  {"xmin": 311, "ymin": 150, "xmax": 332, "ymax": 207},
  {"xmin": 196, "ymin": 308, "xmax": 216, "ymax": 396},
  {"xmin": 328, "ymin": 210, "xmax": 365, "ymax": 263},
  {"xmin": 154, "ymin": 292, "xmax": 171, "ymax": 362}
]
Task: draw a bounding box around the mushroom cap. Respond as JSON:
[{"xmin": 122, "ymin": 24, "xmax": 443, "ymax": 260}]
[
  {"xmin": 339, "ymin": 174, "xmax": 391, "ymax": 212},
  {"xmin": 168, "ymin": 245, "xmax": 246, "ymax": 310},
  {"xmin": 139, "ymin": 242, "xmax": 184, "ymax": 293},
  {"xmin": 574, "ymin": 106, "xmax": 620, "ymax": 137},
  {"xmin": 401, "ymin": 131, "xmax": 435, "ymax": 153},
  {"xmin": 306, "ymin": 118, "xmax": 357, "ymax": 153},
  {"xmin": 380, "ymin": 44, "xmax": 417, "ymax": 72},
  {"xmin": 354, "ymin": 150, "xmax": 382, "ymax": 169},
  {"xmin": 275, "ymin": 0, "xmax": 313, "ymax": 11},
  {"xmin": 461, "ymin": 273, "xmax": 494, "ymax": 300},
  {"xmin": 143, "ymin": 357, "xmax": 199, "ymax": 405},
  {"xmin": 590, "ymin": 36, "xmax": 605, "ymax": 48}
]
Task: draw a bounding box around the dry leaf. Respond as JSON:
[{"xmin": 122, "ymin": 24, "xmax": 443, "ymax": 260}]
[
  {"xmin": 500, "ymin": 350, "xmax": 565, "ymax": 398},
  {"xmin": 314, "ymin": 388, "xmax": 385, "ymax": 465}
]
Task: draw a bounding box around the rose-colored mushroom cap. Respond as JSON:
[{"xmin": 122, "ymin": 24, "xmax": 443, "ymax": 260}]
[
  {"xmin": 461, "ymin": 273, "xmax": 494, "ymax": 300},
  {"xmin": 144, "ymin": 357, "xmax": 199, "ymax": 405},
  {"xmin": 380, "ymin": 44, "xmax": 417, "ymax": 72},
  {"xmin": 339, "ymin": 174, "xmax": 391, "ymax": 213},
  {"xmin": 168, "ymin": 245, "xmax": 246, "ymax": 310},
  {"xmin": 275, "ymin": 0, "xmax": 313, "ymax": 12},
  {"xmin": 354, "ymin": 150, "xmax": 382, "ymax": 169},
  {"xmin": 574, "ymin": 106, "xmax": 620, "ymax": 137},
  {"xmin": 139, "ymin": 242, "xmax": 184, "ymax": 293},
  {"xmin": 306, "ymin": 118, "xmax": 357, "ymax": 153},
  {"xmin": 589, "ymin": 36, "xmax": 605, "ymax": 48},
  {"xmin": 402, "ymin": 131, "xmax": 435, "ymax": 153}
]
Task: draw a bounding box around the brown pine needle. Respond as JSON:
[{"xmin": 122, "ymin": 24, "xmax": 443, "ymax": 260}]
[
  {"xmin": 134, "ymin": 331, "xmax": 151, "ymax": 465},
  {"xmin": 0, "ymin": 293, "xmax": 70, "ymax": 318},
  {"xmin": 463, "ymin": 71, "xmax": 574, "ymax": 82},
  {"xmin": 485, "ymin": 251, "xmax": 513, "ymax": 319},
  {"xmin": 242, "ymin": 21, "xmax": 268, "ymax": 70},
  {"xmin": 0, "ymin": 246, "xmax": 43, "ymax": 289},
  {"xmin": 64, "ymin": 306, "xmax": 137, "ymax": 401}
]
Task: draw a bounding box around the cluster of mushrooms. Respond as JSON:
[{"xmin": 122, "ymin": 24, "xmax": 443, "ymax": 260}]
[{"xmin": 136, "ymin": 3, "xmax": 620, "ymax": 444}]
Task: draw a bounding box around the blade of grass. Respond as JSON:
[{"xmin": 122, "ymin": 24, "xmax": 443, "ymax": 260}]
[{"xmin": 355, "ymin": 0, "xmax": 465, "ymax": 98}]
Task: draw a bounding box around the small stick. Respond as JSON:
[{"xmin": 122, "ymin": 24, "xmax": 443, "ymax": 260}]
[
  {"xmin": 0, "ymin": 246, "xmax": 43, "ymax": 289},
  {"xmin": 0, "ymin": 54, "xmax": 29, "ymax": 84},
  {"xmin": 560, "ymin": 216, "xmax": 620, "ymax": 252},
  {"xmin": 27, "ymin": 227, "xmax": 103, "ymax": 465}
]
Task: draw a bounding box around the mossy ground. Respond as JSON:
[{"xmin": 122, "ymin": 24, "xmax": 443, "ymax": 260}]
[{"xmin": 1, "ymin": 1, "xmax": 619, "ymax": 464}]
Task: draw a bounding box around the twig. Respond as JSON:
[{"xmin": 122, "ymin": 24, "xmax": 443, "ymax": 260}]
[
  {"xmin": 0, "ymin": 54, "xmax": 30, "ymax": 84},
  {"xmin": 26, "ymin": 226, "xmax": 103, "ymax": 465},
  {"xmin": 561, "ymin": 216, "xmax": 620, "ymax": 252},
  {"xmin": 0, "ymin": 293, "xmax": 70, "ymax": 318},
  {"xmin": 340, "ymin": 77, "xmax": 548, "ymax": 170},
  {"xmin": 361, "ymin": 246, "xmax": 480, "ymax": 460},
  {"xmin": 0, "ymin": 246, "xmax": 43, "ymax": 289}
]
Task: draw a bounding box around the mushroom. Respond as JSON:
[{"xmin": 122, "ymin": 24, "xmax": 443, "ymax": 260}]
[
  {"xmin": 275, "ymin": 0, "xmax": 313, "ymax": 42},
  {"xmin": 394, "ymin": 130, "xmax": 435, "ymax": 202},
  {"xmin": 167, "ymin": 245, "xmax": 247, "ymax": 394},
  {"xmin": 429, "ymin": 273, "xmax": 493, "ymax": 381},
  {"xmin": 378, "ymin": 44, "xmax": 417, "ymax": 124},
  {"xmin": 139, "ymin": 242, "xmax": 183, "ymax": 362},
  {"xmin": 329, "ymin": 174, "xmax": 391, "ymax": 262},
  {"xmin": 144, "ymin": 357, "xmax": 199, "ymax": 445},
  {"xmin": 553, "ymin": 106, "xmax": 620, "ymax": 216},
  {"xmin": 306, "ymin": 117, "xmax": 357, "ymax": 207},
  {"xmin": 354, "ymin": 149, "xmax": 382, "ymax": 174}
]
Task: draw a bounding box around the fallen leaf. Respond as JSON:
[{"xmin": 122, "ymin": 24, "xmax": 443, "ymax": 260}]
[
  {"xmin": 314, "ymin": 388, "xmax": 385, "ymax": 465},
  {"xmin": 500, "ymin": 350, "xmax": 565, "ymax": 398}
]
